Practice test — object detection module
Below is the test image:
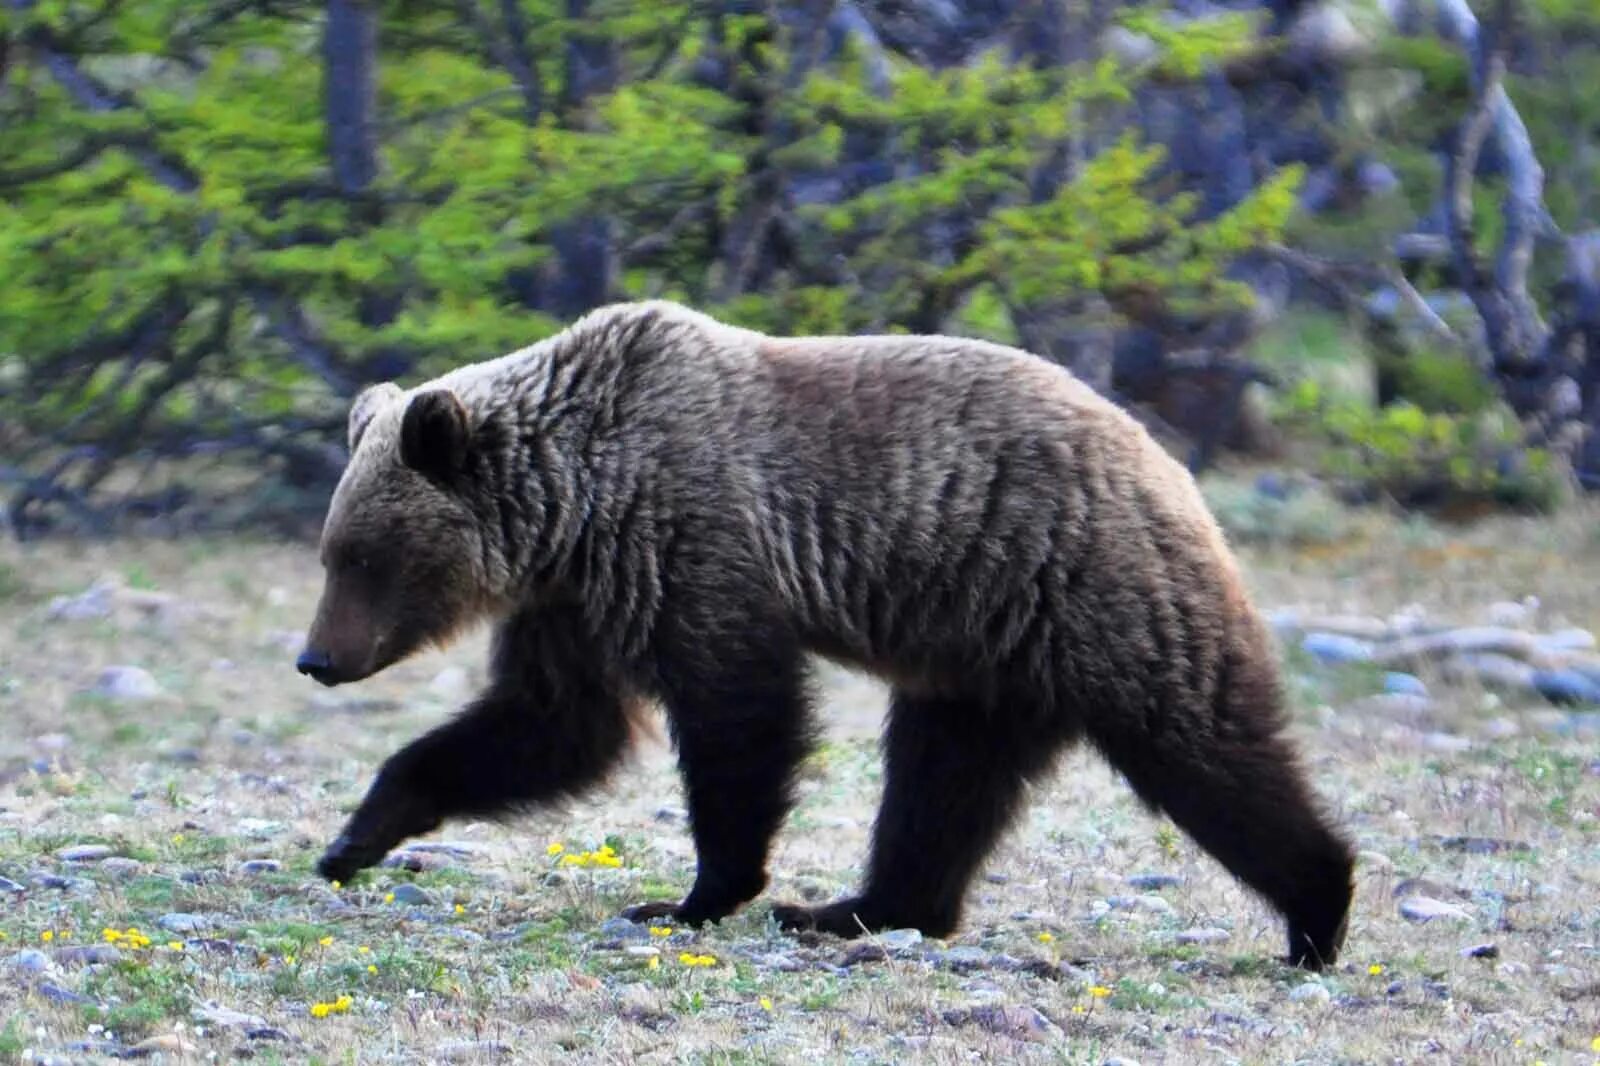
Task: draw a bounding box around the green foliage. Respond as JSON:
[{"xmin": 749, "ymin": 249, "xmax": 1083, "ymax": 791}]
[
  {"xmin": 1281, "ymin": 385, "xmax": 1568, "ymax": 511},
  {"xmin": 1380, "ymin": 348, "xmax": 1496, "ymax": 415}
]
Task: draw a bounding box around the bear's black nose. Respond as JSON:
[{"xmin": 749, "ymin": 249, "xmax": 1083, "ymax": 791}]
[{"xmin": 296, "ymin": 648, "xmax": 336, "ymax": 684}]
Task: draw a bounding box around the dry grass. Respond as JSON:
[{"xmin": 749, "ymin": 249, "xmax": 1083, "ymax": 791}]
[{"xmin": 1, "ymin": 502, "xmax": 1598, "ymax": 1064}]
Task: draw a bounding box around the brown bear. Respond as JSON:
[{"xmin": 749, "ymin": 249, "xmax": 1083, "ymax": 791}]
[{"xmin": 298, "ymin": 300, "xmax": 1354, "ymax": 969}]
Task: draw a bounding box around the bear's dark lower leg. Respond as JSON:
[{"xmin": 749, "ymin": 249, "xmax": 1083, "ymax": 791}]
[
  {"xmin": 774, "ymin": 690, "xmax": 1060, "ymax": 939},
  {"xmin": 318, "ymin": 633, "xmax": 636, "ymax": 884},
  {"xmin": 1097, "ymin": 722, "xmax": 1355, "ymax": 970},
  {"xmin": 622, "ymin": 654, "xmax": 813, "ymax": 927}
]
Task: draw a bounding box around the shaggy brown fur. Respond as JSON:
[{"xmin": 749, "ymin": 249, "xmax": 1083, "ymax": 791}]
[{"xmin": 299, "ymin": 300, "xmax": 1355, "ymax": 969}]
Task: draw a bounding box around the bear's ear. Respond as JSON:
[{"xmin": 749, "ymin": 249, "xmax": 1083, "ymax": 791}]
[
  {"xmin": 348, "ymin": 382, "xmax": 402, "ymax": 452},
  {"xmin": 399, "ymin": 388, "xmax": 473, "ymax": 483}
]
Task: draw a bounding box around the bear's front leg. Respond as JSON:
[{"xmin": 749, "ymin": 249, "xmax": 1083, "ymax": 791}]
[{"xmin": 317, "ymin": 606, "xmax": 638, "ymax": 882}]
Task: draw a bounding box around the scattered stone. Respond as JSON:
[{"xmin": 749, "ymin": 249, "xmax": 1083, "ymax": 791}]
[
  {"xmin": 48, "ymin": 580, "xmax": 118, "ymax": 620},
  {"xmin": 37, "ymin": 979, "xmax": 91, "ymax": 1004},
  {"xmin": 10, "ymin": 949, "xmax": 54, "ymax": 974},
  {"xmin": 938, "ymin": 946, "xmax": 991, "ymax": 972},
  {"xmin": 1532, "ymin": 669, "xmax": 1600, "ymax": 706},
  {"xmin": 390, "ymin": 883, "xmax": 435, "ymax": 906},
  {"xmin": 127, "ymin": 1033, "xmax": 191, "ymax": 1057},
  {"xmin": 238, "ymin": 859, "xmax": 280, "ymax": 876},
  {"xmin": 1539, "ymin": 627, "xmax": 1596, "ymax": 652},
  {"xmin": 434, "ymin": 1040, "xmax": 514, "ymax": 1061},
  {"xmin": 246, "ymin": 1026, "xmax": 291, "ymax": 1042},
  {"xmin": 879, "ymin": 928, "xmax": 923, "ymax": 952},
  {"xmin": 1289, "ymin": 982, "xmax": 1331, "ymax": 1005},
  {"xmin": 193, "ymin": 1002, "xmax": 268, "ymax": 1031},
  {"xmin": 1421, "ymin": 731, "xmax": 1474, "ymax": 753},
  {"xmin": 55, "ymin": 945, "xmax": 120, "ymax": 966},
  {"xmin": 1485, "ymin": 600, "xmax": 1536, "ymax": 627},
  {"xmin": 1356, "ymin": 850, "xmax": 1393, "ymax": 872},
  {"xmin": 1101, "ymin": 1058, "xmax": 1143, "ymax": 1066},
  {"xmin": 1462, "ymin": 942, "xmax": 1499, "ymax": 959},
  {"xmin": 1175, "ymin": 927, "xmax": 1231, "ymax": 945},
  {"xmin": 1108, "ymin": 894, "xmax": 1174, "ymax": 917},
  {"xmin": 92, "ymin": 665, "xmax": 163, "ymax": 702},
  {"xmin": 1383, "ymin": 672, "xmax": 1429, "ymax": 697},
  {"xmin": 30, "ymin": 871, "xmax": 92, "ymax": 892},
  {"xmin": 159, "ymin": 913, "xmax": 213, "ymax": 935},
  {"xmin": 598, "ymin": 918, "xmax": 649, "ymax": 942},
  {"xmin": 382, "ymin": 850, "xmax": 453, "ymax": 873},
  {"xmin": 56, "ymin": 844, "xmax": 114, "ymax": 862},
  {"xmin": 942, "ymin": 1004, "xmax": 1060, "ymax": 1042},
  {"xmin": 1392, "ymin": 877, "xmax": 1464, "ymax": 900},
  {"xmin": 1125, "ymin": 873, "xmax": 1183, "ymax": 891},
  {"xmin": 1430, "ymin": 835, "xmax": 1531, "ymax": 856},
  {"xmin": 179, "ymin": 870, "xmax": 224, "ymax": 885},
  {"xmin": 0, "ymin": 875, "xmax": 24, "ymax": 893},
  {"xmin": 1302, "ymin": 632, "xmax": 1374, "ymax": 664},
  {"xmin": 1398, "ymin": 896, "xmax": 1473, "ymax": 923},
  {"xmin": 622, "ymin": 945, "xmax": 659, "ymax": 960},
  {"xmin": 653, "ymin": 806, "xmax": 685, "ymax": 823},
  {"xmin": 841, "ymin": 943, "xmax": 887, "ymax": 966},
  {"xmin": 751, "ymin": 952, "xmax": 804, "ymax": 973},
  {"xmin": 98, "ymin": 857, "xmax": 144, "ymax": 879},
  {"xmin": 236, "ymin": 818, "xmax": 283, "ymax": 839}
]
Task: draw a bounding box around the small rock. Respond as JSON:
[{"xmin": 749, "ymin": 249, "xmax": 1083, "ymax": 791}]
[
  {"xmin": 10, "ymin": 949, "xmax": 54, "ymax": 974},
  {"xmin": 127, "ymin": 1034, "xmax": 191, "ymax": 1057},
  {"xmin": 0, "ymin": 875, "xmax": 24, "ymax": 894},
  {"xmin": 98, "ymin": 857, "xmax": 144, "ymax": 879},
  {"xmin": 653, "ymin": 806, "xmax": 686, "ymax": 823},
  {"xmin": 37, "ymin": 979, "xmax": 91, "ymax": 1004},
  {"xmin": 48, "ymin": 580, "xmax": 117, "ymax": 620},
  {"xmin": 598, "ymin": 918, "xmax": 649, "ymax": 942},
  {"xmin": 404, "ymin": 841, "xmax": 488, "ymax": 858},
  {"xmin": 752, "ymin": 952, "xmax": 804, "ymax": 972},
  {"xmin": 1398, "ymin": 896, "xmax": 1473, "ymax": 923},
  {"xmin": 1538, "ymin": 627, "xmax": 1595, "ymax": 652},
  {"xmin": 1109, "ymin": 894, "xmax": 1174, "ymax": 917},
  {"xmin": 1101, "ymin": 1059, "xmax": 1143, "ymax": 1066},
  {"xmin": 939, "ymin": 946, "xmax": 991, "ymax": 972},
  {"xmin": 56, "ymin": 844, "xmax": 114, "ymax": 862},
  {"xmin": 1485, "ymin": 600, "xmax": 1534, "ymax": 627},
  {"xmin": 159, "ymin": 913, "xmax": 213, "ymax": 935},
  {"xmin": 1289, "ymin": 982, "xmax": 1331, "ymax": 1004},
  {"xmin": 942, "ymin": 1004, "xmax": 1060, "ymax": 1042},
  {"xmin": 1302, "ymin": 632, "xmax": 1374, "ymax": 664},
  {"xmin": 390, "ymin": 883, "xmax": 435, "ymax": 906},
  {"xmin": 382, "ymin": 850, "xmax": 453, "ymax": 873},
  {"xmin": 30, "ymin": 871, "xmax": 91, "ymax": 892},
  {"xmin": 1431, "ymin": 835, "xmax": 1531, "ymax": 856},
  {"xmin": 55, "ymin": 945, "xmax": 120, "ymax": 966},
  {"xmin": 622, "ymin": 945, "xmax": 659, "ymax": 959},
  {"xmin": 879, "ymin": 928, "xmax": 923, "ymax": 952},
  {"xmin": 1125, "ymin": 873, "xmax": 1183, "ymax": 891},
  {"xmin": 92, "ymin": 665, "xmax": 163, "ymax": 702},
  {"xmin": 434, "ymin": 1041, "xmax": 513, "ymax": 1061},
  {"xmin": 1421, "ymin": 731, "xmax": 1473, "ymax": 753},
  {"xmin": 192, "ymin": 1002, "xmax": 267, "ymax": 1031},
  {"xmin": 1461, "ymin": 942, "xmax": 1499, "ymax": 959},
  {"xmin": 1175, "ymin": 926, "xmax": 1230, "ymax": 944},
  {"xmin": 1532, "ymin": 669, "xmax": 1600, "ymax": 706},
  {"xmin": 1383, "ymin": 672, "xmax": 1429, "ymax": 697},
  {"xmin": 1356, "ymin": 850, "xmax": 1394, "ymax": 872},
  {"xmin": 842, "ymin": 943, "xmax": 887, "ymax": 966},
  {"xmin": 238, "ymin": 859, "xmax": 280, "ymax": 876},
  {"xmin": 236, "ymin": 818, "xmax": 283, "ymax": 839}
]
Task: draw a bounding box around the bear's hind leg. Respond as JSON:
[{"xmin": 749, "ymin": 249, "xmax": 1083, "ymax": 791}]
[
  {"xmin": 1093, "ymin": 707, "xmax": 1355, "ymax": 970},
  {"xmin": 773, "ymin": 689, "xmax": 1063, "ymax": 939},
  {"xmin": 622, "ymin": 648, "xmax": 814, "ymax": 928}
]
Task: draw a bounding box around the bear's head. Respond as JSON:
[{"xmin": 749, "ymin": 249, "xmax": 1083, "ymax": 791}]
[{"xmin": 297, "ymin": 382, "xmax": 502, "ymax": 686}]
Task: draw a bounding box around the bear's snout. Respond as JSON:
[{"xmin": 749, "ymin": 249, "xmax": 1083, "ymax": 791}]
[{"xmin": 296, "ymin": 647, "xmax": 340, "ymax": 686}]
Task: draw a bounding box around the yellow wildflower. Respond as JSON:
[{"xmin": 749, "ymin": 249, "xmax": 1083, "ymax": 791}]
[
  {"xmin": 1089, "ymin": 986, "xmax": 1111, "ymax": 999},
  {"xmin": 335, "ymin": 995, "xmax": 353, "ymax": 1011},
  {"xmin": 283, "ymin": 954, "xmax": 296, "ymax": 966},
  {"xmin": 1367, "ymin": 963, "xmax": 1384, "ymax": 976},
  {"xmin": 647, "ymin": 956, "xmax": 660, "ymax": 970},
  {"xmin": 310, "ymin": 1003, "xmax": 331, "ymax": 1019},
  {"xmin": 546, "ymin": 843, "xmax": 564, "ymax": 856},
  {"xmin": 103, "ymin": 928, "xmax": 123, "ymax": 943},
  {"xmin": 319, "ymin": 936, "xmax": 334, "ymax": 948},
  {"xmin": 171, "ymin": 834, "xmax": 185, "ymax": 845},
  {"xmin": 648, "ymin": 926, "xmax": 673, "ymax": 938},
  {"xmin": 367, "ymin": 964, "xmax": 378, "ymax": 975},
  {"xmin": 330, "ymin": 880, "xmax": 342, "ymax": 890},
  {"xmin": 358, "ymin": 945, "xmax": 371, "ymax": 954},
  {"xmin": 1037, "ymin": 932, "xmax": 1055, "ymax": 944},
  {"xmin": 559, "ymin": 853, "xmax": 589, "ymax": 867},
  {"xmin": 454, "ymin": 904, "xmax": 465, "ymax": 915},
  {"xmin": 1591, "ymin": 1036, "xmax": 1600, "ymax": 1052},
  {"xmin": 59, "ymin": 930, "xmax": 71, "ymax": 940},
  {"xmin": 383, "ymin": 892, "xmax": 395, "ymax": 904},
  {"xmin": 678, "ymin": 952, "xmax": 717, "ymax": 967},
  {"xmin": 167, "ymin": 941, "xmax": 184, "ymax": 952},
  {"xmin": 1071, "ymin": 1005, "xmax": 1086, "ymax": 1015},
  {"xmin": 40, "ymin": 930, "xmax": 53, "ymax": 942},
  {"xmin": 759, "ymin": 996, "xmax": 774, "ymax": 1011}
]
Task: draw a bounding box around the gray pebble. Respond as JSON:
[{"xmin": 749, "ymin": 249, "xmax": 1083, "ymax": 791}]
[
  {"xmin": 10, "ymin": 949, "xmax": 54, "ymax": 974},
  {"xmin": 98, "ymin": 857, "xmax": 144, "ymax": 879},
  {"xmin": 598, "ymin": 917, "xmax": 649, "ymax": 941},
  {"xmin": 1302, "ymin": 632, "xmax": 1374, "ymax": 664},
  {"xmin": 1383, "ymin": 672, "xmax": 1429, "ymax": 697},
  {"xmin": 1289, "ymin": 982, "xmax": 1331, "ymax": 1004},
  {"xmin": 390, "ymin": 883, "xmax": 435, "ymax": 906},
  {"xmin": 55, "ymin": 945, "xmax": 120, "ymax": 966},
  {"xmin": 93, "ymin": 665, "xmax": 164, "ymax": 702},
  {"xmin": 56, "ymin": 844, "xmax": 114, "ymax": 862},
  {"xmin": 1124, "ymin": 873, "xmax": 1183, "ymax": 891},
  {"xmin": 1461, "ymin": 942, "xmax": 1499, "ymax": 959},
  {"xmin": 879, "ymin": 928, "xmax": 923, "ymax": 952},
  {"xmin": 159, "ymin": 913, "xmax": 213, "ymax": 934},
  {"xmin": 1398, "ymin": 896, "xmax": 1473, "ymax": 923},
  {"xmin": 1175, "ymin": 926, "xmax": 1230, "ymax": 944},
  {"xmin": 939, "ymin": 946, "xmax": 990, "ymax": 972},
  {"xmin": 238, "ymin": 859, "xmax": 281, "ymax": 876},
  {"xmin": 0, "ymin": 875, "xmax": 23, "ymax": 894},
  {"xmin": 37, "ymin": 980, "xmax": 91, "ymax": 1004}
]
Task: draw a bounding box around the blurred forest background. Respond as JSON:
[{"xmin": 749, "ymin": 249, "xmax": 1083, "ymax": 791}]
[{"xmin": 3, "ymin": 0, "xmax": 1598, "ymax": 536}]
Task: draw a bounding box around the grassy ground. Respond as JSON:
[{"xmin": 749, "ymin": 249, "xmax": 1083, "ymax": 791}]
[{"xmin": 1, "ymin": 500, "xmax": 1598, "ymax": 1064}]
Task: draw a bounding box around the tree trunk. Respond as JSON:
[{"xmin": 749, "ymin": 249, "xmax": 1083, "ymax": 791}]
[{"xmin": 324, "ymin": 0, "xmax": 377, "ymax": 196}]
